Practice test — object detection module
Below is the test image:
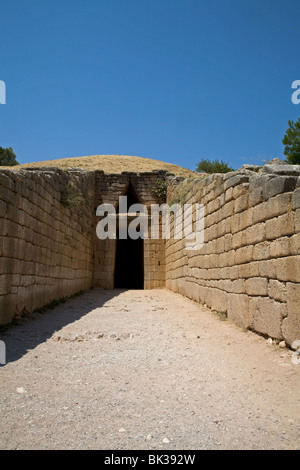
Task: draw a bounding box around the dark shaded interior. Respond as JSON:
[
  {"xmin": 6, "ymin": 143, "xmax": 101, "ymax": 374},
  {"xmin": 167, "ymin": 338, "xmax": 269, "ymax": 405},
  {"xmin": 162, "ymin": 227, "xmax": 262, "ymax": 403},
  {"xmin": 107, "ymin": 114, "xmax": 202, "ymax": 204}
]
[
  {"xmin": 114, "ymin": 234, "xmax": 144, "ymax": 289},
  {"xmin": 114, "ymin": 179, "xmax": 144, "ymax": 289},
  {"xmin": 117, "ymin": 181, "xmax": 141, "ymax": 213}
]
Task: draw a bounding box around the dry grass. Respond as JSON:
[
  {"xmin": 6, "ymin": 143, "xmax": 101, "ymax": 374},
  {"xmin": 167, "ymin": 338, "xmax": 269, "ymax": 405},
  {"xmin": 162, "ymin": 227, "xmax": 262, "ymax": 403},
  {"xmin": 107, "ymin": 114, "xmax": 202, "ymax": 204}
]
[{"xmin": 5, "ymin": 154, "xmax": 199, "ymax": 178}]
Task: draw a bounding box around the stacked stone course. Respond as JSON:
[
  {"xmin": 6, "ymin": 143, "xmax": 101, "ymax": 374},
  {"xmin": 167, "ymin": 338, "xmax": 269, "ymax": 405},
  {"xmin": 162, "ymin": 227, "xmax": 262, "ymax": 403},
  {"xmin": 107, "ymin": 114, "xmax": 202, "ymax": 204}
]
[
  {"xmin": 166, "ymin": 164, "xmax": 300, "ymax": 346},
  {"xmin": 0, "ymin": 168, "xmax": 95, "ymax": 324},
  {"xmin": 0, "ymin": 162, "xmax": 299, "ymax": 347}
]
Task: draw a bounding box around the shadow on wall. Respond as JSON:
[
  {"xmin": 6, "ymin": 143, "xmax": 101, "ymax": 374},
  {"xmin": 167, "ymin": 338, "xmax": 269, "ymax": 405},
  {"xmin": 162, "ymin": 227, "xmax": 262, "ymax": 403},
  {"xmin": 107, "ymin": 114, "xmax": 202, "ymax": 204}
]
[{"xmin": 0, "ymin": 288, "xmax": 128, "ymax": 365}]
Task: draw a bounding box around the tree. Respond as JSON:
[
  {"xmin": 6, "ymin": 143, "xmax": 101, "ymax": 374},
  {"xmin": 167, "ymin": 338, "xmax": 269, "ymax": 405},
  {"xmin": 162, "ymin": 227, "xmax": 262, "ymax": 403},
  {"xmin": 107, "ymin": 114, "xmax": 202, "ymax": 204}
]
[
  {"xmin": 282, "ymin": 118, "xmax": 300, "ymax": 165},
  {"xmin": 0, "ymin": 147, "xmax": 19, "ymax": 166},
  {"xmin": 196, "ymin": 158, "xmax": 234, "ymax": 174}
]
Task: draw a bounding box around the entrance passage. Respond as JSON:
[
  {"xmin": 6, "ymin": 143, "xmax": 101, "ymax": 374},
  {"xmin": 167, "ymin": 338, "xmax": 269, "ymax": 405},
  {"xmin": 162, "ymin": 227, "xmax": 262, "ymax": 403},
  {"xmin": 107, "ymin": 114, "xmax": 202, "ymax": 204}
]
[{"xmin": 114, "ymin": 235, "xmax": 144, "ymax": 289}]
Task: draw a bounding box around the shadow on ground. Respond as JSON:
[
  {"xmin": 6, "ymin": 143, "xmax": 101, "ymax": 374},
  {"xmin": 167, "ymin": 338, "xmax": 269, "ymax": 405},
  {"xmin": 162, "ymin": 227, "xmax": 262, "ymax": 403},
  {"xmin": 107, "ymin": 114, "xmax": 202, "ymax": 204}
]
[{"xmin": 0, "ymin": 288, "xmax": 127, "ymax": 365}]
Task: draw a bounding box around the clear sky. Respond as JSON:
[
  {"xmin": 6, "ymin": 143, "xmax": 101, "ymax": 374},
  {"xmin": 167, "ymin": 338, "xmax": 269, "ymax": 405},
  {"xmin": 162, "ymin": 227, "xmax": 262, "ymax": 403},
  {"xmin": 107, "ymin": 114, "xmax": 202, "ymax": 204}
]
[{"xmin": 0, "ymin": 0, "xmax": 299, "ymax": 171}]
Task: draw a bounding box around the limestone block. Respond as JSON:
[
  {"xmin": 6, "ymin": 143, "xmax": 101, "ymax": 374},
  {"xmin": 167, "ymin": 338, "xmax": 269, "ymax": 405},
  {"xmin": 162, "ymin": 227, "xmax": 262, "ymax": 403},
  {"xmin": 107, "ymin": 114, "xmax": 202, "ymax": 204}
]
[
  {"xmin": 0, "ymin": 274, "xmax": 12, "ymax": 295},
  {"xmin": 232, "ymin": 232, "xmax": 242, "ymax": 250},
  {"xmin": 231, "ymin": 279, "xmax": 246, "ymax": 294},
  {"xmin": 290, "ymin": 233, "xmax": 300, "ymax": 255},
  {"xmin": 248, "ymin": 187, "xmax": 263, "ymax": 207},
  {"xmin": 239, "ymin": 262, "xmax": 253, "ymax": 279},
  {"xmin": 245, "ymin": 277, "xmax": 268, "ymax": 296},
  {"xmin": 230, "ymin": 212, "xmax": 241, "ymax": 234},
  {"xmin": 265, "ymin": 193, "xmax": 292, "ymax": 220},
  {"xmin": 225, "ymin": 187, "xmax": 234, "ymax": 203},
  {"xmin": 234, "ymin": 194, "xmax": 249, "ymax": 214},
  {"xmin": 232, "ymin": 183, "xmax": 249, "ymax": 199},
  {"xmin": 6, "ymin": 203, "xmax": 19, "ymax": 222},
  {"xmin": 295, "ymin": 209, "xmax": 300, "ymax": 232},
  {"xmin": 227, "ymin": 293, "xmax": 250, "ymax": 329},
  {"xmin": 282, "ymin": 282, "xmax": 300, "ymax": 346},
  {"xmin": 275, "ymin": 256, "xmax": 300, "ymax": 283},
  {"xmin": 253, "ymin": 242, "xmax": 270, "ymax": 261},
  {"xmin": 252, "ymin": 202, "xmax": 267, "ymax": 225},
  {"xmin": 224, "ymin": 216, "xmax": 232, "ymax": 234},
  {"xmin": 245, "ymin": 223, "xmax": 266, "ymax": 245},
  {"xmin": 238, "ymin": 208, "xmax": 253, "ymax": 231},
  {"xmin": 249, "ymin": 297, "xmax": 287, "ymax": 340},
  {"xmin": 269, "ymin": 237, "xmax": 290, "ymax": 258},
  {"xmin": 262, "ymin": 164, "xmax": 300, "ymax": 176},
  {"xmin": 0, "ymin": 172, "xmax": 15, "ymax": 188},
  {"xmin": 292, "ymin": 188, "xmax": 300, "ymax": 210},
  {"xmin": 227, "ymin": 265, "xmax": 239, "ymax": 280},
  {"xmin": 268, "ymin": 279, "xmax": 287, "ymax": 303},
  {"xmin": 263, "ymin": 176, "xmax": 297, "ymax": 200},
  {"xmin": 210, "ymin": 288, "xmax": 227, "ymax": 313},
  {"xmin": 223, "ymin": 233, "xmax": 232, "ymax": 251},
  {"xmin": 218, "ymin": 252, "xmax": 229, "ymax": 268},
  {"xmin": 234, "ymin": 245, "xmax": 253, "ymax": 265},
  {"xmin": 248, "ymin": 261, "xmax": 260, "ymax": 277},
  {"xmin": 224, "ymin": 174, "xmax": 249, "ymax": 190},
  {"xmin": 265, "ymin": 213, "xmax": 294, "ymax": 240},
  {"xmin": 204, "ymin": 287, "xmax": 213, "ymax": 308},
  {"xmin": 227, "ymin": 250, "xmax": 236, "ymax": 267},
  {"xmin": 0, "ymin": 256, "xmax": 15, "ymax": 276},
  {"xmin": 206, "ymin": 198, "xmax": 220, "ymax": 215},
  {"xmin": 0, "ymin": 199, "xmax": 7, "ymax": 218},
  {"xmin": 220, "ymin": 200, "xmax": 234, "ymax": 220},
  {"xmin": 218, "ymin": 219, "xmax": 228, "ymax": 239}
]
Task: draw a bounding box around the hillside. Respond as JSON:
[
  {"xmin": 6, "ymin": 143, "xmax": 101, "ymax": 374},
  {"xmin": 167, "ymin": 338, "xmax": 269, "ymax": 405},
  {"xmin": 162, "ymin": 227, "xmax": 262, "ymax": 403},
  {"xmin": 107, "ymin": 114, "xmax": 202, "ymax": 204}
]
[{"xmin": 6, "ymin": 154, "xmax": 198, "ymax": 178}]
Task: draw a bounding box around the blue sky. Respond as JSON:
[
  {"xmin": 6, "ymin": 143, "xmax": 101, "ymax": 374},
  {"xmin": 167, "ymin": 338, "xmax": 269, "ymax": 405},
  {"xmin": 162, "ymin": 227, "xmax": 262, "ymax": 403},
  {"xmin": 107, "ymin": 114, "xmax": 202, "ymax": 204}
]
[{"xmin": 0, "ymin": 0, "xmax": 299, "ymax": 171}]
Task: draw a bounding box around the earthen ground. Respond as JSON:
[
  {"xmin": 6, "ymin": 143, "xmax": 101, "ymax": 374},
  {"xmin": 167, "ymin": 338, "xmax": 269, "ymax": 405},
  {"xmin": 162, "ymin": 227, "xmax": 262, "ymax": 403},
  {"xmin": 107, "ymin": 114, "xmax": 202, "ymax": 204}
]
[{"xmin": 0, "ymin": 288, "xmax": 299, "ymax": 450}]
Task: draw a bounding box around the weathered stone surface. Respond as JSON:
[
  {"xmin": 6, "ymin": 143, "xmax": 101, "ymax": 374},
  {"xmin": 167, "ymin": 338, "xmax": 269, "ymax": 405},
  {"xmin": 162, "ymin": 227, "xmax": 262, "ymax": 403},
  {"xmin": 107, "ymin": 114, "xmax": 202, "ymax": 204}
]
[
  {"xmin": 262, "ymin": 164, "xmax": 300, "ymax": 176},
  {"xmin": 265, "ymin": 158, "xmax": 288, "ymax": 165},
  {"xmin": 227, "ymin": 293, "xmax": 250, "ymax": 329},
  {"xmin": 165, "ymin": 169, "xmax": 299, "ymax": 344},
  {"xmin": 275, "ymin": 256, "xmax": 300, "ymax": 283},
  {"xmin": 263, "ymin": 176, "xmax": 298, "ymax": 200},
  {"xmin": 245, "ymin": 277, "xmax": 268, "ymax": 296},
  {"xmin": 249, "ymin": 297, "xmax": 287, "ymax": 340},
  {"xmin": 292, "ymin": 188, "xmax": 300, "ymax": 210},
  {"xmin": 224, "ymin": 174, "xmax": 250, "ymax": 190},
  {"xmin": 282, "ymin": 283, "xmax": 300, "ymax": 346},
  {"xmin": 268, "ymin": 279, "xmax": 287, "ymax": 303}
]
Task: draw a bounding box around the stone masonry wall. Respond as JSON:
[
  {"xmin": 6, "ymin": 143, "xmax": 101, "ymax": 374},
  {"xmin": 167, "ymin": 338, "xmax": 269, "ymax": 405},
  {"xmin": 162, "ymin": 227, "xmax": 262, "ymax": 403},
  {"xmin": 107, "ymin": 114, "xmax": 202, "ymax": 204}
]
[
  {"xmin": 0, "ymin": 168, "xmax": 95, "ymax": 325},
  {"xmin": 1, "ymin": 161, "xmax": 299, "ymax": 346},
  {"xmin": 165, "ymin": 164, "xmax": 300, "ymax": 346},
  {"xmin": 93, "ymin": 170, "xmax": 166, "ymax": 289}
]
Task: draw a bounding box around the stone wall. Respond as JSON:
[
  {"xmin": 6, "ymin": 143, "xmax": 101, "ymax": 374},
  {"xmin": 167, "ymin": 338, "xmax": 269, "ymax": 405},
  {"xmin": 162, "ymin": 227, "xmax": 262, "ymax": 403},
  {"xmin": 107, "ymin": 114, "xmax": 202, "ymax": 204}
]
[
  {"xmin": 1, "ymin": 162, "xmax": 299, "ymax": 346},
  {"xmin": 93, "ymin": 170, "xmax": 166, "ymax": 289},
  {"xmin": 165, "ymin": 164, "xmax": 300, "ymax": 346},
  {"xmin": 0, "ymin": 168, "xmax": 95, "ymax": 324}
]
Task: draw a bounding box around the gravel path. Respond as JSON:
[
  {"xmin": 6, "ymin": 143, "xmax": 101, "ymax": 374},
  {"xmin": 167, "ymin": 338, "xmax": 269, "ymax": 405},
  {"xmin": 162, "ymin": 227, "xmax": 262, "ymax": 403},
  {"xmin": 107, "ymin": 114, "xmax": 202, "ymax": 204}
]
[{"xmin": 0, "ymin": 288, "xmax": 299, "ymax": 450}]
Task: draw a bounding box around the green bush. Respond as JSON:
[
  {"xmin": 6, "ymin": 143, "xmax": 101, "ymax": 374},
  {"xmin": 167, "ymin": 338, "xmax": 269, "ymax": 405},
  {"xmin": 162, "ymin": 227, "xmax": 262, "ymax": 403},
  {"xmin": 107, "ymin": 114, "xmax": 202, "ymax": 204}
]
[
  {"xmin": 152, "ymin": 178, "xmax": 167, "ymax": 199},
  {"xmin": 60, "ymin": 181, "xmax": 86, "ymax": 208},
  {"xmin": 282, "ymin": 118, "xmax": 300, "ymax": 164},
  {"xmin": 0, "ymin": 147, "xmax": 19, "ymax": 166},
  {"xmin": 196, "ymin": 158, "xmax": 234, "ymax": 174}
]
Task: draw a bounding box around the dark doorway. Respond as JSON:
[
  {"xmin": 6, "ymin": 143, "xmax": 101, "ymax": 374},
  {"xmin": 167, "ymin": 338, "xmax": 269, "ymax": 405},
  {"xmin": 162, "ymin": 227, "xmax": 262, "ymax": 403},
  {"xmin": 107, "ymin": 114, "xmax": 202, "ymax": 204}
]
[
  {"xmin": 114, "ymin": 180, "xmax": 144, "ymax": 289},
  {"xmin": 114, "ymin": 233, "xmax": 144, "ymax": 289}
]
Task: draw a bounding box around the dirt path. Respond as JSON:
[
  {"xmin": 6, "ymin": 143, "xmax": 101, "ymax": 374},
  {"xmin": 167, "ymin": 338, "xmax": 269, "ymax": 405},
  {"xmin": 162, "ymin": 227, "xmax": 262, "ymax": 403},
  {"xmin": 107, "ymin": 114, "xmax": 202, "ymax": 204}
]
[{"xmin": 0, "ymin": 288, "xmax": 299, "ymax": 450}]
